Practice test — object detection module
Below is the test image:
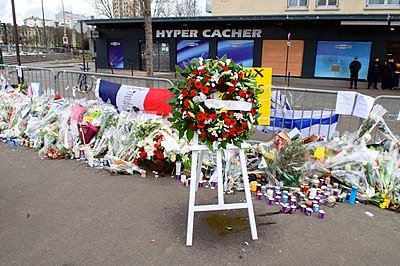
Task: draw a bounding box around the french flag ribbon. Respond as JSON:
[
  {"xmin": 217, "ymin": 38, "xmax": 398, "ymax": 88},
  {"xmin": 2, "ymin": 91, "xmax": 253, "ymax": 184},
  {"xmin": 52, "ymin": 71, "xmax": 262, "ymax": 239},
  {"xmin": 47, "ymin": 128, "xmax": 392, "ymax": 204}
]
[
  {"xmin": 95, "ymin": 79, "xmax": 173, "ymax": 115},
  {"xmin": 258, "ymin": 109, "xmax": 339, "ymax": 138}
]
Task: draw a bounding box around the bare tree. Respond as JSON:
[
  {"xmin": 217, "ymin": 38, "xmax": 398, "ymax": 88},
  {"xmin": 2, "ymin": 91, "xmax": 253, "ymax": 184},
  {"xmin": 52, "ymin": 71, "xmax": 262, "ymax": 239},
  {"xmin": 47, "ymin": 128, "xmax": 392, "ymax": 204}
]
[
  {"xmin": 173, "ymin": 0, "xmax": 200, "ymax": 17},
  {"xmin": 153, "ymin": 0, "xmax": 174, "ymax": 17},
  {"xmin": 144, "ymin": 0, "xmax": 153, "ymax": 76},
  {"xmin": 89, "ymin": 0, "xmax": 114, "ymax": 18}
]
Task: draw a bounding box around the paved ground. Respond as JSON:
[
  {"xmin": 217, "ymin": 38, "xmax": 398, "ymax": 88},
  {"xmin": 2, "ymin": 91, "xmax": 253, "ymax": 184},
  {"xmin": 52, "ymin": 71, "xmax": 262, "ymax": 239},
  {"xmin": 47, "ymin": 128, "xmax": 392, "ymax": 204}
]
[{"xmin": 0, "ymin": 143, "xmax": 399, "ymax": 266}]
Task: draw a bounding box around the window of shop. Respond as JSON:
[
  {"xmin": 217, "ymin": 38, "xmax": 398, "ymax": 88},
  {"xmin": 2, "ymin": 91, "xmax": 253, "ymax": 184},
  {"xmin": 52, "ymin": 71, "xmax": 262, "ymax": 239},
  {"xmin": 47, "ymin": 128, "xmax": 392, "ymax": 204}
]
[
  {"xmin": 176, "ymin": 40, "xmax": 209, "ymax": 69},
  {"xmin": 314, "ymin": 41, "xmax": 372, "ymax": 79},
  {"xmin": 288, "ymin": 0, "xmax": 308, "ymax": 8},
  {"xmin": 316, "ymin": 0, "xmax": 338, "ymax": 7},
  {"xmin": 140, "ymin": 41, "xmax": 170, "ymax": 72},
  {"xmin": 108, "ymin": 40, "xmax": 125, "ymax": 69},
  {"xmin": 261, "ymin": 40, "xmax": 304, "ymax": 77},
  {"xmin": 366, "ymin": 0, "xmax": 400, "ymax": 6},
  {"xmin": 217, "ymin": 40, "xmax": 254, "ymax": 68}
]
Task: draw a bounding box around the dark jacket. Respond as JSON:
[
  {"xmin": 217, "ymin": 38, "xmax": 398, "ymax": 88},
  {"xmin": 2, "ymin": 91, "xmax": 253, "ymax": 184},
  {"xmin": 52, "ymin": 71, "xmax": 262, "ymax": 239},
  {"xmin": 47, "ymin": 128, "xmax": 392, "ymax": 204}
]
[
  {"xmin": 367, "ymin": 62, "xmax": 382, "ymax": 81},
  {"xmin": 349, "ymin": 60, "xmax": 361, "ymax": 73}
]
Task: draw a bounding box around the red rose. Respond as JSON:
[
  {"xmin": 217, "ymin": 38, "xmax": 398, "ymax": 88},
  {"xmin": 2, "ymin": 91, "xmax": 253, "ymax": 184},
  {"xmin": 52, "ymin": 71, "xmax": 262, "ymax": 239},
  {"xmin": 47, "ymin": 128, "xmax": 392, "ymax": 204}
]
[
  {"xmin": 247, "ymin": 91, "xmax": 254, "ymax": 97},
  {"xmin": 200, "ymin": 86, "xmax": 210, "ymax": 94},
  {"xmin": 197, "ymin": 112, "xmax": 206, "ymax": 122},
  {"xmin": 228, "ymin": 87, "xmax": 236, "ymax": 93},
  {"xmin": 190, "ymin": 89, "xmax": 197, "ymax": 97},
  {"xmin": 189, "ymin": 122, "xmax": 197, "ymax": 131},
  {"xmin": 195, "ymin": 81, "xmax": 203, "ymax": 89},
  {"xmin": 224, "ymin": 117, "xmax": 232, "ymax": 126},
  {"xmin": 239, "ymin": 90, "xmax": 246, "ymax": 98},
  {"xmin": 183, "ymin": 99, "xmax": 190, "ymax": 107},
  {"xmin": 191, "ymin": 71, "xmax": 198, "ymax": 75},
  {"xmin": 205, "ymin": 113, "xmax": 212, "ymax": 120},
  {"xmin": 199, "ymin": 131, "xmax": 206, "ymax": 137},
  {"xmin": 55, "ymin": 94, "xmax": 62, "ymax": 100},
  {"xmin": 140, "ymin": 151, "xmax": 147, "ymax": 159},
  {"xmin": 228, "ymin": 110, "xmax": 234, "ymax": 115},
  {"xmin": 156, "ymin": 153, "xmax": 164, "ymax": 159},
  {"xmin": 211, "ymin": 113, "xmax": 217, "ymax": 120},
  {"xmin": 250, "ymin": 109, "xmax": 257, "ymax": 116},
  {"xmin": 154, "ymin": 143, "xmax": 159, "ymax": 148},
  {"xmin": 222, "ymin": 132, "xmax": 230, "ymax": 138},
  {"xmin": 133, "ymin": 158, "xmax": 139, "ymax": 165},
  {"xmin": 204, "ymin": 76, "xmax": 211, "ymax": 82},
  {"xmin": 238, "ymin": 71, "xmax": 244, "ymax": 79},
  {"xmin": 242, "ymin": 121, "xmax": 248, "ymax": 129},
  {"xmin": 230, "ymin": 119, "xmax": 237, "ymax": 126},
  {"xmin": 223, "ymin": 66, "xmax": 228, "ymax": 72},
  {"xmin": 237, "ymin": 128, "xmax": 244, "ymax": 135},
  {"xmin": 221, "ymin": 112, "xmax": 227, "ymax": 119},
  {"xmin": 231, "ymin": 79, "xmax": 238, "ymax": 86},
  {"xmin": 197, "ymin": 122, "xmax": 205, "ymax": 129},
  {"xmin": 199, "ymin": 68, "xmax": 206, "ymax": 74},
  {"xmin": 208, "ymin": 135, "xmax": 217, "ymax": 141},
  {"xmin": 187, "ymin": 79, "xmax": 193, "ymax": 86},
  {"xmin": 182, "ymin": 88, "xmax": 189, "ymax": 97},
  {"xmin": 229, "ymin": 127, "xmax": 237, "ymax": 135}
]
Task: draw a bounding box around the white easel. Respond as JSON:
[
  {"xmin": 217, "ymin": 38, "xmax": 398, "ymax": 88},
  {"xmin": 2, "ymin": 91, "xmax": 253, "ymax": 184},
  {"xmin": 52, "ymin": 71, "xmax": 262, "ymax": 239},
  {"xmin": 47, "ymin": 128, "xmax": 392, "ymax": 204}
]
[{"xmin": 186, "ymin": 99, "xmax": 258, "ymax": 246}]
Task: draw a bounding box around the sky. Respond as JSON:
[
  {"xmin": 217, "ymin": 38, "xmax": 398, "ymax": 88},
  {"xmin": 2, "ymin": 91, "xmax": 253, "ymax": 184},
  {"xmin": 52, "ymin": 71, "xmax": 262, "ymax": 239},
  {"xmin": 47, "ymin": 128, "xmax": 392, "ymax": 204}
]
[
  {"xmin": 0, "ymin": 0, "xmax": 207, "ymax": 25},
  {"xmin": 0, "ymin": 0, "xmax": 96, "ymax": 24}
]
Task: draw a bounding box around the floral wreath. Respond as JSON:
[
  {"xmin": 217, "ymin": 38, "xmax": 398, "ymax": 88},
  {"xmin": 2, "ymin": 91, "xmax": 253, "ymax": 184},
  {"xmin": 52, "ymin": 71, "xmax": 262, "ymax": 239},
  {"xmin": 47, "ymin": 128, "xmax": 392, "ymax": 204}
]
[{"xmin": 168, "ymin": 56, "xmax": 262, "ymax": 149}]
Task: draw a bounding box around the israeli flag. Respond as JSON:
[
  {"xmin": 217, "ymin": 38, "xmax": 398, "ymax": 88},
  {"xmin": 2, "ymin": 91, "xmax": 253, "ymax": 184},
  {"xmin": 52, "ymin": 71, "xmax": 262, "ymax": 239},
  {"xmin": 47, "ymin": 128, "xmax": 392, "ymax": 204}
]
[{"xmin": 257, "ymin": 91, "xmax": 338, "ymax": 138}]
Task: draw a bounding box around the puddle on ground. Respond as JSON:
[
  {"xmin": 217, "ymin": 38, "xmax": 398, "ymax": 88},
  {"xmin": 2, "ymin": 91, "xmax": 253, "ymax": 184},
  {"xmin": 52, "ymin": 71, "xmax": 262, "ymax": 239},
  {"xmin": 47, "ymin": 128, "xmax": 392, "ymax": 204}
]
[
  {"xmin": 202, "ymin": 214, "xmax": 249, "ymax": 236},
  {"xmin": 202, "ymin": 212, "xmax": 280, "ymax": 236}
]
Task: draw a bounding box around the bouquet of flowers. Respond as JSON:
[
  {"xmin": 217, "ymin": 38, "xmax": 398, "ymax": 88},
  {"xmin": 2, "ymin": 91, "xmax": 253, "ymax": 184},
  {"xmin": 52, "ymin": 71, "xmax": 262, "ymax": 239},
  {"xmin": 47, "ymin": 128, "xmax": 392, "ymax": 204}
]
[{"xmin": 168, "ymin": 56, "xmax": 262, "ymax": 150}]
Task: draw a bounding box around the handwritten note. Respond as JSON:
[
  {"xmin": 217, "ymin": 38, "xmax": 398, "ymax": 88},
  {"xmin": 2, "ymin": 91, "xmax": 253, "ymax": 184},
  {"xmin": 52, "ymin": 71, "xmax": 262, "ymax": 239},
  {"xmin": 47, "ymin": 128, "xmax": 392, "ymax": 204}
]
[
  {"xmin": 30, "ymin": 82, "xmax": 41, "ymax": 98},
  {"xmin": 353, "ymin": 94, "xmax": 375, "ymax": 119},
  {"xmin": 335, "ymin": 91, "xmax": 357, "ymax": 115}
]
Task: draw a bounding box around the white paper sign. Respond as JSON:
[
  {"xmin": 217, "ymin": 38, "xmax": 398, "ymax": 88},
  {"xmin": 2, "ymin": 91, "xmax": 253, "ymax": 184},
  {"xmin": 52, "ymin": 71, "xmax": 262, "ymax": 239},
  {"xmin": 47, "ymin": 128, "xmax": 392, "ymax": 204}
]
[
  {"xmin": 30, "ymin": 82, "xmax": 41, "ymax": 98},
  {"xmin": 335, "ymin": 91, "xmax": 357, "ymax": 115},
  {"xmin": 115, "ymin": 85, "xmax": 149, "ymax": 112},
  {"xmin": 353, "ymin": 94, "xmax": 375, "ymax": 119}
]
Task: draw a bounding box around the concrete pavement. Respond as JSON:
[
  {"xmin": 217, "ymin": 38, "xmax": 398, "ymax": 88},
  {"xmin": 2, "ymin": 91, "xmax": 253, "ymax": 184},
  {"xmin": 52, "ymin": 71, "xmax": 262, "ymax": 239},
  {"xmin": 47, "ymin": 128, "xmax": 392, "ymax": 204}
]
[{"xmin": 0, "ymin": 143, "xmax": 399, "ymax": 266}]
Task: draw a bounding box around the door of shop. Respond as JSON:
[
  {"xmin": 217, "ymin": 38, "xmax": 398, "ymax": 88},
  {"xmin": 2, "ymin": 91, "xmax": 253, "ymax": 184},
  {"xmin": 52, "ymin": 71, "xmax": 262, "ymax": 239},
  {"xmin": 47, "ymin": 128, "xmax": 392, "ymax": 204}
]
[
  {"xmin": 139, "ymin": 41, "xmax": 170, "ymax": 72},
  {"xmin": 386, "ymin": 42, "xmax": 400, "ymax": 87}
]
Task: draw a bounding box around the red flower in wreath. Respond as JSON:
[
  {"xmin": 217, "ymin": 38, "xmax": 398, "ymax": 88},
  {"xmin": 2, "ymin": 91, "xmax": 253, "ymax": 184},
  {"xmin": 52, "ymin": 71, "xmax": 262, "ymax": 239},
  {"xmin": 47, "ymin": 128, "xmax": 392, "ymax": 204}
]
[
  {"xmin": 239, "ymin": 90, "xmax": 246, "ymax": 98},
  {"xmin": 183, "ymin": 99, "xmax": 190, "ymax": 107},
  {"xmin": 197, "ymin": 112, "xmax": 206, "ymax": 122},
  {"xmin": 190, "ymin": 89, "xmax": 197, "ymax": 97},
  {"xmin": 182, "ymin": 88, "xmax": 189, "ymax": 97},
  {"xmin": 200, "ymin": 86, "xmax": 210, "ymax": 95},
  {"xmin": 194, "ymin": 81, "xmax": 203, "ymax": 89},
  {"xmin": 197, "ymin": 122, "xmax": 205, "ymax": 129},
  {"xmin": 140, "ymin": 151, "xmax": 147, "ymax": 159}
]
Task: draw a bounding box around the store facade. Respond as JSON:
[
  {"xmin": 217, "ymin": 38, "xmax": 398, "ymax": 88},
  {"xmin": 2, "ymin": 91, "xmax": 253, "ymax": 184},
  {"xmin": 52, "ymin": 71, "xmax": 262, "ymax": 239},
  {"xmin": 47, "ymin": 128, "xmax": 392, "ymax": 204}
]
[{"xmin": 87, "ymin": 14, "xmax": 400, "ymax": 80}]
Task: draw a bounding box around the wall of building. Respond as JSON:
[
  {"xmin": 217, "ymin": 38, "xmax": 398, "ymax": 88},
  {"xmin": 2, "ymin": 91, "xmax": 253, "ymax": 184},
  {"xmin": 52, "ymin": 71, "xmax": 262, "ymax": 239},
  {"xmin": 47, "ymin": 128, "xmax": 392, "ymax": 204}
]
[{"xmin": 211, "ymin": 0, "xmax": 400, "ymax": 15}]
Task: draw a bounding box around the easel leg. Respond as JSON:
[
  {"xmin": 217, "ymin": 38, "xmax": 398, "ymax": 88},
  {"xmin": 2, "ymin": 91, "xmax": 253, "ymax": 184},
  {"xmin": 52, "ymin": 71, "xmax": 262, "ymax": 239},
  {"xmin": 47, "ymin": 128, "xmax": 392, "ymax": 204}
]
[
  {"xmin": 186, "ymin": 150, "xmax": 199, "ymax": 246},
  {"xmin": 239, "ymin": 149, "xmax": 258, "ymax": 240}
]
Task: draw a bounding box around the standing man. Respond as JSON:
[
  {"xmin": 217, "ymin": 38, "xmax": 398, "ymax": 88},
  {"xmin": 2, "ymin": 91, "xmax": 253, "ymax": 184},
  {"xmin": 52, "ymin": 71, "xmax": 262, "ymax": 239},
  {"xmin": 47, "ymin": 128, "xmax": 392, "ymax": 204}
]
[
  {"xmin": 349, "ymin": 56, "xmax": 361, "ymax": 90},
  {"xmin": 367, "ymin": 57, "xmax": 382, "ymax": 89}
]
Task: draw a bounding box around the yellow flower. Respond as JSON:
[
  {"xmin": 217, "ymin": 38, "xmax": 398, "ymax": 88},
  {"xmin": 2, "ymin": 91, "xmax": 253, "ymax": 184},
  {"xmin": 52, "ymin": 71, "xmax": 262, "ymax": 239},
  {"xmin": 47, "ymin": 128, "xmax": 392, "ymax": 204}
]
[
  {"xmin": 379, "ymin": 198, "xmax": 390, "ymax": 209},
  {"xmin": 266, "ymin": 149, "xmax": 276, "ymax": 160},
  {"xmin": 314, "ymin": 147, "xmax": 325, "ymax": 159},
  {"xmin": 18, "ymin": 83, "xmax": 21, "ymax": 87}
]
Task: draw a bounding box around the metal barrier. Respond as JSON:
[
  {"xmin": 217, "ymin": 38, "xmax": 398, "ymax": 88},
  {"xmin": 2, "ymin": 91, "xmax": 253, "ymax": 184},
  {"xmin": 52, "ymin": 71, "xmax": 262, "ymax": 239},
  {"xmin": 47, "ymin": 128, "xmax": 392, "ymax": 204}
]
[
  {"xmin": 0, "ymin": 64, "xmax": 56, "ymax": 96},
  {"xmin": 373, "ymin": 95, "xmax": 400, "ymax": 140},
  {"xmin": 55, "ymin": 70, "xmax": 174, "ymax": 99},
  {"xmin": 266, "ymin": 86, "xmax": 364, "ymax": 138}
]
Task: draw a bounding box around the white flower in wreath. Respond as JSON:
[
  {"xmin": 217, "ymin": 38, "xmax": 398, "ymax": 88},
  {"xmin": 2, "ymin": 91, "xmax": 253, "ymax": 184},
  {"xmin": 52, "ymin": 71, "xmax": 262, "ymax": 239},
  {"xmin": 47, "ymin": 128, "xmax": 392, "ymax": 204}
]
[
  {"xmin": 169, "ymin": 152, "xmax": 176, "ymax": 162},
  {"xmin": 193, "ymin": 92, "xmax": 207, "ymax": 103},
  {"xmin": 144, "ymin": 145, "xmax": 155, "ymax": 158},
  {"xmin": 137, "ymin": 139, "xmax": 146, "ymax": 148}
]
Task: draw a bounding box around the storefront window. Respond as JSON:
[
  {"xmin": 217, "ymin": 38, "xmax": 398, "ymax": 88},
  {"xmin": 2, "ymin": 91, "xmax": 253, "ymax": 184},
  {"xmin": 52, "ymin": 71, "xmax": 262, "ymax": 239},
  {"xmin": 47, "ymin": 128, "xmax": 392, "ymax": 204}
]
[
  {"xmin": 176, "ymin": 40, "xmax": 209, "ymax": 69},
  {"xmin": 314, "ymin": 41, "xmax": 372, "ymax": 79},
  {"xmin": 217, "ymin": 40, "xmax": 254, "ymax": 68},
  {"xmin": 108, "ymin": 40, "xmax": 124, "ymax": 69}
]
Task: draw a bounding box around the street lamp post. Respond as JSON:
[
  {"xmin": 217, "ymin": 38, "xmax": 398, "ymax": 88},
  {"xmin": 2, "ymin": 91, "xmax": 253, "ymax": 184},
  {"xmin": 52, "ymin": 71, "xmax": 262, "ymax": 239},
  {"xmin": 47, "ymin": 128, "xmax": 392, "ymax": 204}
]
[
  {"xmin": 284, "ymin": 33, "xmax": 291, "ymax": 87},
  {"xmin": 11, "ymin": 0, "xmax": 23, "ymax": 83},
  {"xmin": 41, "ymin": 0, "xmax": 47, "ymax": 48}
]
